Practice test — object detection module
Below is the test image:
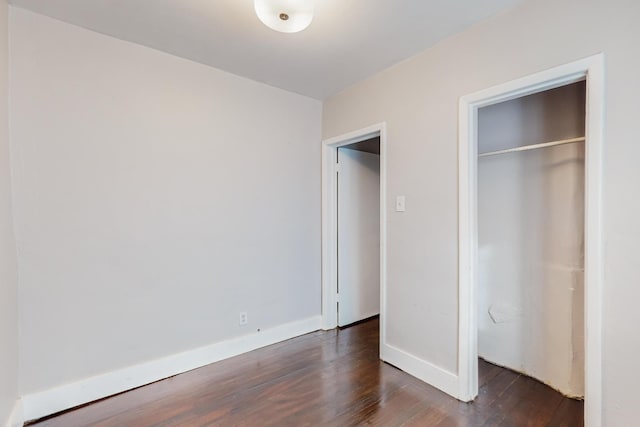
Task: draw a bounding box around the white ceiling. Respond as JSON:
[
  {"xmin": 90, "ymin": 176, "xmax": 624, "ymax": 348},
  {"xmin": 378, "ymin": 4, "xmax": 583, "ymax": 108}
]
[{"xmin": 9, "ymin": 0, "xmax": 523, "ymax": 99}]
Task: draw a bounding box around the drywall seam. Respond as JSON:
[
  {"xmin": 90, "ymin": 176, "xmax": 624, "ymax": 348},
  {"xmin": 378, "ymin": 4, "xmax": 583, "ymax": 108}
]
[
  {"xmin": 381, "ymin": 343, "xmax": 459, "ymax": 399},
  {"xmin": 21, "ymin": 315, "xmax": 322, "ymax": 422}
]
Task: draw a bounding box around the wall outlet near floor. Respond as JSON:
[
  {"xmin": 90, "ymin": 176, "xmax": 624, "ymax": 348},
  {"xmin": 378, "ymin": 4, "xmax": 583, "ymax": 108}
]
[{"xmin": 239, "ymin": 312, "xmax": 248, "ymax": 326}]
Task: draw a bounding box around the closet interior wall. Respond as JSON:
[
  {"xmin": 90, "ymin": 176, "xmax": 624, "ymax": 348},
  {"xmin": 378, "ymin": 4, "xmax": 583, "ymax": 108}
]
[{"xmin": 477, "ymin": 81, "xmax": 586, "ymax": 397}]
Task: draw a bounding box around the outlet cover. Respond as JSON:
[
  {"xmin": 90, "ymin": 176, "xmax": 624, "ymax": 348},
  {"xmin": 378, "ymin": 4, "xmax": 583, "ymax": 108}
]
[{"xmin": 239, "ymin": 312, "xmax": 248, "ymax": 326}]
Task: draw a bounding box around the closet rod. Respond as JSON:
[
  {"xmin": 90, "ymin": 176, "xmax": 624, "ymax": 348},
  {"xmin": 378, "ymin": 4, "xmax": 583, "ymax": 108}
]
[{"xmin": 478, "ymin": 136, "xmax": 586, "ymax": 158}]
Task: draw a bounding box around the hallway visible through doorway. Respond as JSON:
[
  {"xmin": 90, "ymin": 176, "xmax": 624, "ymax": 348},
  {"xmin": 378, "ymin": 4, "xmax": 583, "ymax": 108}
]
[{"xmin": 337, "ymin": 138, "xmax": 380, "ymax": 327}]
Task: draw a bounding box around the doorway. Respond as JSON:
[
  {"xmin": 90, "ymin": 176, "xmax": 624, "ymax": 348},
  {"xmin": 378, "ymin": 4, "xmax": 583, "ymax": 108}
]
[
  {"xmin": 336, "ymin": 139, "xmax": 380, "ymax": 327},
  {"xmin": 477, "ymin": 81, "xmax": 586, "ymax": 399},
  {"xmin": 321, "ymin": 123, "xmax": 387, "ymax": 343},
  {"xmin": 458, "ymin": 55, "xmax": 604, "ymax": 426}
]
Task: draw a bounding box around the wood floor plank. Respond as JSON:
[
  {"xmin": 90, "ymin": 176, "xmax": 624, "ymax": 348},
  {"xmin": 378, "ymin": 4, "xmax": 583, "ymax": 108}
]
[
  {"xmin": 547, "ymin": 397, "xmax": 584, "ymax": 427},
  {"xmin": 29, "ymin": 318, "xmax": 583, "ymax": 427}
]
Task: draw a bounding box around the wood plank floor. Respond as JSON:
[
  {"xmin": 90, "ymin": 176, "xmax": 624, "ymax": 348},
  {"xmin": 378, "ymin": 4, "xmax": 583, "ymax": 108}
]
[{"xmin": 30, "ymin": 318, "xmax": 583, "ymax": 426}]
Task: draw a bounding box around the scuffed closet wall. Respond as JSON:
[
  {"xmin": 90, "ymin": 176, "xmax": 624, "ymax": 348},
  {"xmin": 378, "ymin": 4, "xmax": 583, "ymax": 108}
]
[{"xmin": 478, "ymin": 82, "xmax": 586, "ymax": 397}]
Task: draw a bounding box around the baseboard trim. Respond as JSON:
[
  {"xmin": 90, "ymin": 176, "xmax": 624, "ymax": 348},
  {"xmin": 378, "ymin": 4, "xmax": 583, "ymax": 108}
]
[
  {"xmin": 22, "ymin": 315, "xmax": 322, "ymax": 422},
  {"xmin": 4, "ymin": 399, "xmax": 23, "ymax": 427},
  {"xmin": 381, "ymin": 343, "xmax": 459, "ymax": 399}
]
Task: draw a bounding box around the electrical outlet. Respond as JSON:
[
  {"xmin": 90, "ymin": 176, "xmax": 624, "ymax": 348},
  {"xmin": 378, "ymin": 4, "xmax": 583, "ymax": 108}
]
[{"xmin": 239, "ymin": 312, "xmax": 248, "ymax": 326}]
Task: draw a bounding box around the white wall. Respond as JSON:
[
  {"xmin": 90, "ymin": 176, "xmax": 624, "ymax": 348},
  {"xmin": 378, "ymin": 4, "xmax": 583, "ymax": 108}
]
[
  {"xmin": 478, "ymin": 84, "xmax": 586, "ymax": 397},
  {"xmin": 322, "ymin": 0, "xmax": 640, "ymax": 424},
  {"xmin": 0, "ymin": 0, "xmax": 20, "ymax": 425},
  {"xmin": 10, "ymin": 7, "xmax": 322, "ymax": 398}
]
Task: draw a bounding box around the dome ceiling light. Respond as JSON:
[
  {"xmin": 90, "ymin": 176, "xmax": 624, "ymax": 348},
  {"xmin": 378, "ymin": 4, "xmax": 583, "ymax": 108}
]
[{"xmin": 254, "ymin": 0, "xmax": 315, "ymax": 33}]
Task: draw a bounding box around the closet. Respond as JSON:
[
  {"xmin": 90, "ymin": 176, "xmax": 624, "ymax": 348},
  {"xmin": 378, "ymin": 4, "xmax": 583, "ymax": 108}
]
[{"xmin": 477, "ymin": 81, "xmax": 586, "ymax": 398}]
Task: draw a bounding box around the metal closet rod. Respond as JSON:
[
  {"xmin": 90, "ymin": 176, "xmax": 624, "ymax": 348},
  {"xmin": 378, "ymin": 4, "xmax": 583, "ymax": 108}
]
[{"xmin": 478, "ymin": 136, "xmax": 586, "ymax": 158}]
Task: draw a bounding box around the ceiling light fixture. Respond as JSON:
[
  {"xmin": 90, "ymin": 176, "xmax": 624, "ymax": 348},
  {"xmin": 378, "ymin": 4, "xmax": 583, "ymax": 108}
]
[{"xmin": 254, "ymin": 0, "xmax": 315, "ymax": 33}]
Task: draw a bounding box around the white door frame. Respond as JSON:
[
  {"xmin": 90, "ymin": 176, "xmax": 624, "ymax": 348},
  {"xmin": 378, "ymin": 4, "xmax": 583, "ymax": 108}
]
[
  {"xmin": 321, "ymin": 123, "xmax": 387, "ymax": 338},
  {"xmin": 458, "ymin": 54, "xmax": 604, "ymax": 427}
]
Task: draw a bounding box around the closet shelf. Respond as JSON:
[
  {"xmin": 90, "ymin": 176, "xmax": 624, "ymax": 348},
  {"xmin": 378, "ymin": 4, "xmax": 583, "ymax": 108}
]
[{"xmin": 478, "ymin": 136, "xmax": 586, "ymax": 158}]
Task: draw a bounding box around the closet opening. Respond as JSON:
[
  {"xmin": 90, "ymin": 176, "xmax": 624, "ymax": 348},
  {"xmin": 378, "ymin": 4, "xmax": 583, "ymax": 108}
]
[
  {"xmin": 477, "ymin": 81, "xmax": 586, "ymax": 400},
  {"xmin": 458, "ymin": 55, "xmax": 604, "ymax": 427}
]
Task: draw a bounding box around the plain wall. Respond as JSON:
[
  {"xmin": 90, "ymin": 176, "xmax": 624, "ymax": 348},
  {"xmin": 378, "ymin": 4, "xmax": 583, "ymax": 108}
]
[
  {"xmin": 322, "ymin": 0, "xmax": 640, "ymax": 424},
  {"xmin": 0, "ymin": 0, "xmax": 19, "ymax": 423},
  {"xmin": 10, "ymin": 7, "xmax": 322, "ymax": 395},
  {"xmin": 478, "ymin": 83, "xmax": 586, "ymax": 397}
]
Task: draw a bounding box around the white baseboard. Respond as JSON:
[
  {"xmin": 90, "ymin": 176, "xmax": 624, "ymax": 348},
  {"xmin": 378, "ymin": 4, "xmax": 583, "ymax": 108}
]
[
  {"xmin": 381, "ymin": 342, "xmax": 459, "ymax": 399},
  {"xmin": 22, "ymin": 315, "xmax": 322, "ymax": 423},
  {"xmin": 4, "ymin": 400, "xmax": 23, "ymax": 427}
]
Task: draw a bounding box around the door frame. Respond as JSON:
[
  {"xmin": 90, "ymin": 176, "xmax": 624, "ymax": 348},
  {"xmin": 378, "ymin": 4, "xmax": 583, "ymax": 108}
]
[
  {"xmin": 457, "ymin": 54, "xmax": 604, "ymax": 426},
  {"xmin": 321, "ymin": 123, "xmax": 387, "ymax": 338}
]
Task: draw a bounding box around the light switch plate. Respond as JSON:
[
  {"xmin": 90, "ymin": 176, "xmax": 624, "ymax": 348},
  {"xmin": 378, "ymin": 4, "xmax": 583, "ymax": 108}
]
[{"xmin": 396, "ymin": 196, "xmax": 406, "ymax": 212}]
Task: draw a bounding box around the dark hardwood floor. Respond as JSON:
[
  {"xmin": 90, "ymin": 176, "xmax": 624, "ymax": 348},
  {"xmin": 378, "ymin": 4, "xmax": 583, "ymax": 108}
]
[{"xmin": 30, "ymin": 318, "xmax": 583, "ymax": 426}]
